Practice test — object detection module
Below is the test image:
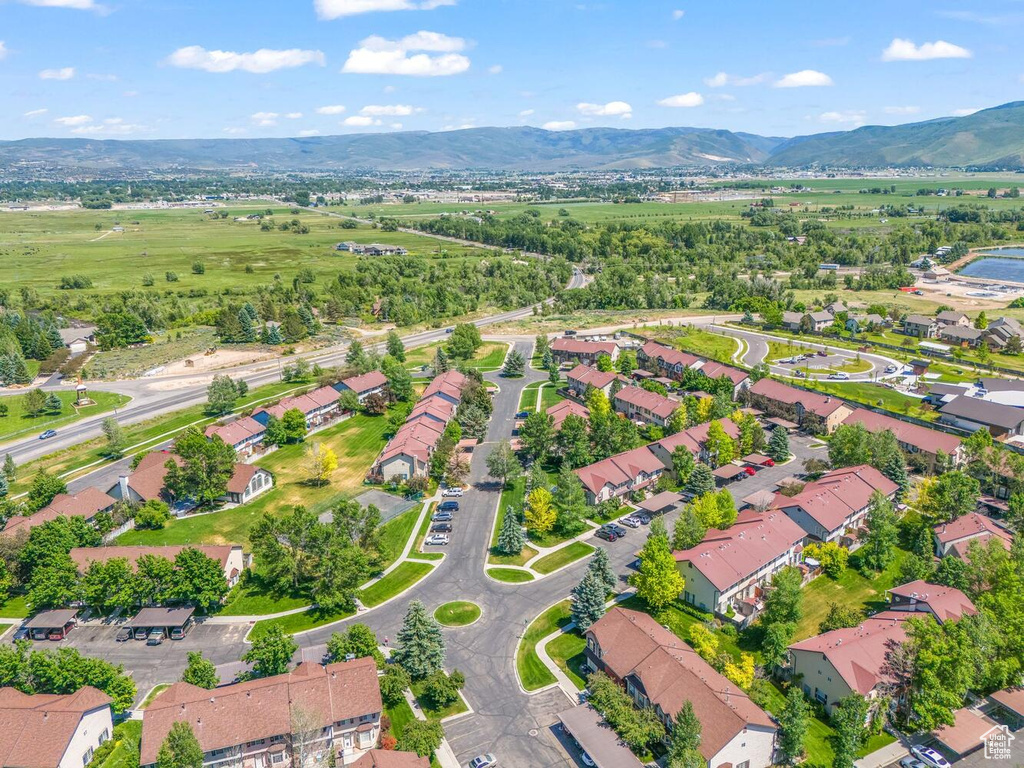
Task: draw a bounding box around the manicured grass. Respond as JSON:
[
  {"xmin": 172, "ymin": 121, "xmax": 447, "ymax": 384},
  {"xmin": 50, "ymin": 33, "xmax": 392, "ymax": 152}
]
[
  {"xmin": 527, "ymin": 527, "xmax": 580, "ymax": 548},
  {"xmin": 517, "ymin": 600, "xmax": 572, "ymax": 691},
  {"xmin": 0, "ymin": 390, "xmax": 131, "ymax": 445},
  {"xmin": 433, "ymin": 601, "xmax": 481, "ymax": 627},
  {"xmin": 94, "ymin": 720, "xmax": 142, "ymax": 768},
  {"xmin": 404, "ymin": 341, "xmax": 507, "ymax": 372},
  {"xmin": 547, "ymin": 631, "xmax": 587, "ymax": 690},
  {"xmin": 487, "ymin": 567, "xmax": 535, "ymax": 583},
  {"xmin": 360, "ymin": 561, "xmax": 434, "ymax": 608},
  {"xmin": 219, "ymin": 572, "xmax": 308, "ymax": 616},
  {"xmin": 803, "ymin": 379, "xmax": 937, "ymax": 421},
  {"xmin": 538, "ymin": 383, "xmax": 565, "ymax": 410},
  {"xmin": 645, "ymin": 325, "xmax": 739, "ymax": 363},
  {"xmin": 385, "ymin": 698, "xmax": 415, "ymax": 739},
  {"xmin": 249, "ymin": 606, "xmax": 356, "ymax": 640},
  {"xmin": 531, "ymin": 541, "xmax": 594, "ymax": 575},
  {"xmin": 378, "ymin": 508, "xmax": 421, "ymax": 571},
  {"xmin": 140, "ymin": 683, "xmax": 170, "ymax": 709},
  {"xmin": 408, "ymin": 552, "xmax": 445, "ymax": 561},
  {"xmin": 587, "ymin": 504, "xmax": 628, "ymax": 525},
  {"xmin": 488, "ymin": 477, "xmax": 540, "ymax": 566},
  {"xmin": 517, "ymin": 381, "xmax": 544, "ymax": 413},
  {"xmin": 794, "ymin": 548, "xmax": 909, "ymax": 641},
  {"xmin": 413, "ymin": 502, "xmax": 436, "ymax": 553},
  {"xmin": 410, "ymin": 677, "xmax": 469, "ymax": 720},
  {"xmin": 0, "ymin": 594, "xmax": 30, "ymax": 619}
]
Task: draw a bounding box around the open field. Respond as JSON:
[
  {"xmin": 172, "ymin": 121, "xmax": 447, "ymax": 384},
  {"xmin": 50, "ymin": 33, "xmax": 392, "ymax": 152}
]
[
  {"xmin": 0, "ymin": 389, "xmax": 130, "ymax": 444},
  {"xmin": 404, "ymin": 341, "xmax": 508, "ymax": 372}
]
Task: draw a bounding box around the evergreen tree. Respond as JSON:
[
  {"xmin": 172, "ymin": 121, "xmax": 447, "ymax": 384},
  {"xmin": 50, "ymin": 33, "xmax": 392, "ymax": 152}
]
[
  {"xmin": 502, "ymin": 350, "xmax": 526, "ymax": 377},
  {"xmin": 496, "ymin": 506, "xmax": 525, "ymax": 556},
  {"xmin": 265, "ymin": 323, "xmax": 282, "ymax": 344},
  {"xmin": 672, "ymin": 506, "xmax": 707, "ymax": 551},
  {"xmin": 433, "ymin": 347, "xmax": 450, "ymax": 374},
  {"xmin": 393, "ymin": 600, "xmax": 446, "ymax": 680},
  {"xmin": 667, "ymin": 701, "xmax": 703, "ymax": 768},
  {"xmin": 43, "ymin": 392, "xmax": 62, "ymax": 414},
  {"xmin": 587, "ymin": 547, "xmax": 618, "ymax": 593},
  {"xmin": 862, "ymin": 491, "xmax": 899, "ymax": 572},
  {"xmin": 685, "ymin": 464, "xmax": 715, "ymax": 498},
  {"xmin": 346, "ymin": 340, "xmax": 366, "ymax": 368},
  {"xmin": 552, "ymin": 464, "xmax": 588, "ymax": 536},
  {"xmin": 767, "ymin": 426, "xmax": 790, "ymax": 463},
  {"xmin": 1, "ymin": 454, "xmax": 13, "ymax": 483},
  {"xmin": 0, "ymin": 473, "xmax": 7, "ymax": 499},
  {"xmin": 777, "ymin": 686, "xmax": 810, "ymax": 766},
  {"xmin": 570, "ymin": 571, "xmax": 606, "ymax": 632},
  {"xmin": 237, "ymin": 308, "xmax": 256, "ymax": 343},
  {"xmin": 386, "ymin": 330, "xmax": 406, "ymax": 362},
  {"xmin": 882, "ymin": 451, "xmax": 910, "ymax": 501}
]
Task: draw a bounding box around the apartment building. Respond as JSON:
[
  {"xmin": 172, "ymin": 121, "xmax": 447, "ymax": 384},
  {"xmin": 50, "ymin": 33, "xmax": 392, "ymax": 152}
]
[{"xmin": 0, "ymin": 687, "xmax": 113, "ymax": 768}]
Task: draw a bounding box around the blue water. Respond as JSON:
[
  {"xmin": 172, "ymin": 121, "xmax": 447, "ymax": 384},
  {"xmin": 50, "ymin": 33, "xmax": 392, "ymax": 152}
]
[{"xmin": 960, "ymin": 249, "xmax": 1024, "ymax": 281}]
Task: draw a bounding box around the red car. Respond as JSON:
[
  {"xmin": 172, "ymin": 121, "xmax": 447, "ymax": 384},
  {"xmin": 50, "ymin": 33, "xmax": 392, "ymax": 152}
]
[
  {"xmin": 762, "ymin": 458, "xmax": 775, "ymax": 467},
  {"xmin": 744, "ymin": 466, "xmax": 757, "ymax": 476}
]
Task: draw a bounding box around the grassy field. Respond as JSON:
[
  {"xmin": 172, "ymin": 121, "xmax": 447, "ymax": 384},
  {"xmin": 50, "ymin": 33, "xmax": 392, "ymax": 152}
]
[
  {"xmin": 434, "ymin": 601, "xmax": 481, "ymax": 626},
  {"xmin": 0, "ymin": 389, "xmax": 130, "ymax": 445},
  {"xmin": 517, "ymin": 600, "xmax": 572, "ymax": 691},
  {"xmin": 487, "ymin": 567, "xmax": 534, "ymax": 583},
  {"xmin": 531, "ymin": 541, "xmax": 594, "ymax": 575},
  {"xmin": 643, "ymin": 325, "xmax": 739, "ymax": 363},
  {"xmin": 359, "ymin": 561, "xmax": 434, "ymax": 608},
  {"xmin": 404, "ymin": 341, "xmax": 508, "ymax": 372},
  {"xmin": 0, "ymin": 595, "xmax": 29, "ymax": 619},
  {"xmin": 547, "ymin": 631, "xmax": 587, "ymax": 689},
  {"xmin": 249, "ymin": 605, "xmax": 355, "ymax": 640}
]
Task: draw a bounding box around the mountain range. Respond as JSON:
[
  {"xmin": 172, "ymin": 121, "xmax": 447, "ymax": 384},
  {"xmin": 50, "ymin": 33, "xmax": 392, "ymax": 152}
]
[{"xmin": 4, "ymin": 102, "xmax": 1024, "ymax": 173}]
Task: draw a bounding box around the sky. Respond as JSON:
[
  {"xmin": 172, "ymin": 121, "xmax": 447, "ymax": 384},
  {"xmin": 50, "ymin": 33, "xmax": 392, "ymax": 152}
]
[{"xmin": 0, "ymin": 0, "xmax": 1021, "ymax": 141}]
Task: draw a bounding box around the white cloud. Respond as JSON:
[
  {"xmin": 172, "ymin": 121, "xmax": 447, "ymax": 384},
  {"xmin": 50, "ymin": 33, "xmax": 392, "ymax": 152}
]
[
  {"xmin": 884, "ymin": 105, "xmax": 920, "ymax": 115},
  {"xmin": 72, "ymin": 117, "xmax": 147, "ymax": 135},
  {"xmin": 343, "ymin": 115, "xmax": 380, "ymax": 126},
  {"xmin": 316, "ymin": 104, "xmax": 347, "ymax": 115},
  {"xmin": 542, "ymin": 120, "xmax": 576, "ymax": 131},
  {"xmin": 17, "ymin": 0, "xmax": 103, "ymax": 9},
  {"xmin": 672, "ymin": 9, "xmax": 684, "ymax": 20},
  {"xmin": 251, "ymin": 112, "xmax": 279, "ymax": 126},
  {"xmin": 298, "ymin": 129, "xmax": 321, "ymax": 136},
  {"xmin": 360, "ymin": 104, "xmax": 418, "ymax": 116},
  {"xmin": 704, "ymin": 71, "xmax": 769, "ymax": 87},
  {"xmin": 24, "ymin": 108, "xmax": 48, "ymax": 117},
  {"xmin": 818, "ymin": 110, "xmax": 866, "ymax": 126},
  {"xmin": 577, "ymin": 101, "xmax": 632, "ymax": 118},
  {"xmin": 881, "ymin": 38, "xmax": 971, "ymax": 61},
  {"xmin": 54, "ymin": 114, "xmax": 92, "ymax": 126},
  {"xmin": 39, "ymin": 67, "xmax": 75, "ymax": 80},
  {"xmin": 774, "ymin": 69, "xmax": 833, "ymax": 88},
  {"xmin": 390, "ymin": 122, "xmax": 403, "ymax": 129},
  {"xmin": 314, "ymin": 0, "xmax": 455, "ymax": 19},
  {"xmin": 952, "ymin": 107, "xmax": 980, "ymax": 117},
  {"xmin": 123, "ymin": 90, "xmax": 139, "ymax": 98},
  {"xmin": 166, "ymin": 46, "xmax": 325, "ymax": 74},
  {"xmin": 87, "ymin": 73, "xmax": 118, "ymax": 81},
  {"xmin": 488, "ymin": 64, "xmax": 503, "ymax": 74},
  {"xmin": 518, "ymin": 109, "xmax": 535, "ymax": 117},
  {"xmin": 657, "ymin": 92, "xmax": 704, "ymax": 108},
  {"xmin": 0, "ymin": 42, "xmax": 7, "ymax": 61},
  {"xmin": 223, "ymin": 127, "xmax": 247, "ymax": 135},
  {"xmin": 285, "ymin": 112, "xmax": 303, "ymax": 119},
  {"xmin": 342, "ymin": 31, "xmax": 470, "ymax": 76}
]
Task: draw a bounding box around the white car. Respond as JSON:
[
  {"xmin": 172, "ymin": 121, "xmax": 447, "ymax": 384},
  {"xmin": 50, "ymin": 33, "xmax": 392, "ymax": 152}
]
[
  {"xmin": 442, "ymin": 487, "xmax": 464, "ymax": 497},
  {"xmin": 885, "ymin": 364, "xmax": 899, "ymax": 374},
  {"xmin": 469, "ymin": 754, "xmax": 496, "ymax": 768},
  {"xmin": 580, "ymin": 752, "xmax": 595, "ymax": 767},
  {"xmin": 425, "ymin": 533, "xmax": 450, "ymax": 546},
  {"xmin": 619, "ymin": 516, "xmax": 642, "ymax": 529},
  {"xmin": 910, "ymin": 746, "xmax": 951, "ymax": 768},
  {"xmin": 828, "ymin": 372, "xmax": 850, "ymax": 380}
]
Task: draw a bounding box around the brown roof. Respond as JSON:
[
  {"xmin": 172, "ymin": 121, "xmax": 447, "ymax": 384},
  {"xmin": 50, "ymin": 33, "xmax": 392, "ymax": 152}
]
[
  {"xmin": 888, "ymin": 580, "xmax": 977, "ymax": 623},
  {"xmin": 23, "ymin": 609, "xmax": 78, "ymax": 630},
  {"xmin": 614, "ymin": 386, "xmax": 679, "ymax": 420},
  {"xmin": 340, "ymin": 370, "xmax": 388, "ymax": 394},
  {"xmin": 140, "ymin": 658, "xmax": 381, "ymax": 765},
  {"xmin": 990, "ymin": 687, "xmax": 1024, "ymax": 717},
  {"xmin": 696, "ymin": 360, "xmax": 749, "ymax": 386},
  {"xmin": 842, "ymin": 409, "xmax": 961, "ymax": 455},
  {"xmin": 551, "ymin": 338, "xmax": 617, "ymax": 357},
  {"xmin": 574, "ymin": 446, "xmax": 663, "ymax": 495},
  {"xmin": 69, "ymin": 545, "xmax": 239, "ymax": 574},
  {"xmin": 674, "ymin": 510, "xmax": 806, "ymax": 591},
  {"xmin": 712, "ymin": 463, "xmax": 747, "ymax": 479},
  {"xmin": 205, "ymin": 416, "xmax": 265, "ymax": 447},
  {"xmin": 635, "ymin": 491, "xmax": 684, "ymax": 514},
  {"xmin": 351, "ymin": 751, "xmax": 429, "ymax": 768},
  {"xmin": 639, "ymin": 341, "xmax": 700, "ymax": 370},
  {"xmin": 587, "ymin": 608, "xmax": 775, "ymax": 759},
  {"xmin": 748, "ymin": 378, "xmax": 849, "ymax": 418},
  {"xmin": 4, "ymin": 488, "xmax": 117, "ymax": 537},
  {"xmin": 546, "ymin": 399, "xmax": 590, "ymax": 429},
  {"xmin": 932, "ymin": 707, "xmax": 1000, "ymax": 756},
  {"xmin": 225, "ymin": 463, "xmax": 264, "ymax": 495},
  {"xmin": 934, "ymin": 512, "xmax": 1013, "ymax": 548},
  {"xmin": 0, "ymin": 687, "xmax": 112, "ymax": 768},
  {"xmin": 116, "ymin": 453, "xmax": 258, "ymax": 502},
  {"xmin": 789, "ymin": 611, "xmax": 911, "ymax": 695},
  {"xmin": 774, "ymin": 464, "xmax": 898, "ymax": 534},
  {"xmin": 565, "ymin": 364, "xmax": 624, "ymax": 391}
]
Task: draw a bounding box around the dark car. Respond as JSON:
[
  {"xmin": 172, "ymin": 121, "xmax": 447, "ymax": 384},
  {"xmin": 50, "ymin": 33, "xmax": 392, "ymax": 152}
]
[
  {"xmin": 595, "ymin": 528, "xmax": 618, "ymax": 542},
  {"xmin": 39, "ymin": 429, "xmax": 57, "ymax": 440},
  {"xmin": 431, "ymin": 523, "xmax": 453, "ymax": 533},
  {"xmin": 515, "ymin": 411, "xmax": 530, "ymax": 419},
  {"xmin": 116, "ymin": 627, "xmax": 132, "ymax": 642},
  {"xmin": 437, "ymin": 501, "xmax": 459, "ymax": 512},
  {"xmin": 607, "ymin": 523, "xmax": 627, "ymax": 537},
  {"xmin": 445, "ymin": 327, "xmax": 454, "ymax": 334}
]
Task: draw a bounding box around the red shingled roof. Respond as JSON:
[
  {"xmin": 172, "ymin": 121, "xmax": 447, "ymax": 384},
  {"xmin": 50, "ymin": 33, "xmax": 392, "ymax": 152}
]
[
  {"xmin": 546, "ymin": 399, "xmax": 590, "ymax": 429},
  {"xmin": 888, "ymin": 580, "xmax": 977, "ymax": 623},
  {"xmin": 841, "ymin": 409, "xmax": 961, "ymax": 455},
  {"xmin": 340, "ymin": 370, "xmax": 388, "ymax": 394},
  {"xmin": 639, "ymin": 341, "xmax": 700, "ymax": 370},
  {"xmin": 0, "ymin": 686, "xmax": 112, "ymax": 768},
  {"xmin": 614, "ymin": 385, "xmax": 679, "ymax": 420},
  {"xmin": 774, "ymin": 464, "xmax": 897, "ymax": 534},
  {"xmin": 566, "ymin": 364, "xmax": 626, "ymax": 391},
  {"xmin": 749, "ymin": 377, "xmax": 848, "ymax": 418},
  {"xmin": 551, "ymin": 338, "xmax": 617, "ymax": 357},
  {"xmin": 574, "ymin": 446, "xmax": 663, "ymax": 495}
]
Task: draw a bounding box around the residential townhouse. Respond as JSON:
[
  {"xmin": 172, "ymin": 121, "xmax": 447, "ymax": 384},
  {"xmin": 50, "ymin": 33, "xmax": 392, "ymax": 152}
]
[
  {"xmin": 933, "ymin": 512, "xmax": 1014, "ymax": 560},
  {"xmin": 984, "ymin": 317, "xmax": 1023, "ymax": 350},
  {"xmin": 887, "ymin": 580, "xmax": 977, "ymax": 623},
  {"xmin": 2, "ymin": 487, "xmax": 117, "ymax": 538},
  {"xmin": 772, "ymin": 464, "xmax": 898, "ymax": 544},
  {"xmin": 648, "ymin": 417, "xmax": 742, "ymax": 467},
  {"xmin": 574, "ymin": 446, "xmax": 665, "ymax": 504},
  {"xmin": 252, "ymin": 386, "xmax": 344, "ymax": 430},
  {"xmin": 824, "ymin": 301, "xmax": 847, "ymax": 315},
  {"xmin": 0, "ymin": 686, "xmax": 113, "ymax": 768},
  {"xmin": 781, "ymin": 312, "xmax": 804, "ymax": 333},
  {"xmin": 546, "ymin": 399, "xmax": 590, "ymax": 430},
  {"xmin": 845, "ymin": 314, "xmax": 886, "ymax": 333},
  {"xmin": 840, "ymin": 408, "xmax": 963, "ymax": 471},
  {"xmin": 939, "ymin": 325, "xmax": 985, "ymax": 348},
  {"xmin": 806, "ymin": 310, "xmax": 834, "ymax": 332},
  {"xmin": 205, "ymin": 416, "xmax": 267, "ymax": 457},
  {"xmin": 904, "ymin": 314, "xmax": 939, "ymax": 339},
  {"xmin": 675, "ymin": 510, "xmax": 806, "ymax": 620},
  {"xmin": 937, "ymin": 310, "xmax": 970, "ymax": 327},
  {"xmin": 69, "ymin": 544, "xmax": 252, "ymax": 589},
  {"xmin": 613, "ymin": 386, "xmax": 679, "ymax": 428},
  {"xmin": 636, "ymin": 341, "xmax": 700, "ymax": 379},
  {"xmin": 583, "ymin": 608, "xmax": 777, "ymax": 768},
  {"xmin": 788, "ymin": 611, "xmax": 911, "ymax": 714},
  {"xmin": 937, "ymin": 396, "xmax": 1024, "ymax": 438},
  {"xmin": 745, "ymin": 378, "xmax": 854, "ymax": 434},
  {"xmin": 371, "ymin": 370, "xmax": 467, "ymax": 482},
  {"xmin": 550, "ymin": 338, "xmax": 619, "ymax": 366},
  {"xmin": 565, "ymin": 364, "xmax": 628, "ymax": 398},
  {"xmin": 140, "ymin": 657, "xmax": 384, "ymax": 768},
  {"xmin": 694, "ymin": 360, "xmax": 750, "ymax": 397},
  {"xmin": 334, "ymin": 371, "xmax": 390, "ymax": 403}
]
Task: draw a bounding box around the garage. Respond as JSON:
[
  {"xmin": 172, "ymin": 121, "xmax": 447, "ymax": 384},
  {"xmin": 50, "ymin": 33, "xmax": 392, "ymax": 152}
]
[{"xmin": 128, "ymin": 606, "xmax": 196, "ymax": 642}]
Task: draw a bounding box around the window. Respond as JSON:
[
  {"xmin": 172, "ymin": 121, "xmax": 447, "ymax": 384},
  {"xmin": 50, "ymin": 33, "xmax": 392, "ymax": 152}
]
[
  {"xmin": 737, "ymin": 761, "xmax": 750, "ymax": 768},
  {"xmin": 83, "ymin": 748, "xmax": 94, "ymax": 766},
  {"xmin": 99, "ymin": 728, "xmax": 110, "ymax": 744},
  {"xmin": 271, "ymin": 753, "xmax": 285, "ymax": 764}
]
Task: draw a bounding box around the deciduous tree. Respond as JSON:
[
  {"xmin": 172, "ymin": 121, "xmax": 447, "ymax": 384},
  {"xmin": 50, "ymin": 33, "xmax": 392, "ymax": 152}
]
[
  {"xmin": 242, "ymin": 623, "xmax": 296, "ymax": 679},
  {"xmin": 181, "ymin": 651, "xmax": 219, "ymax": 689},
  {"xmin": 305, "ymin": 443, "xmax": 338, "ymax": 487},
  {"xmin": 629, "ymin": 529, "xmax": 685, "ymax": 609}
]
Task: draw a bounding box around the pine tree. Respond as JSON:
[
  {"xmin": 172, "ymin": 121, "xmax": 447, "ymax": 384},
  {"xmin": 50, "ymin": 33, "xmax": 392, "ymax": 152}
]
[
  {"xmin": 433, "ymin": 347, "xmax": 450, "ymax": 374},
  {"xmin": 685, "ymin": 463, "xmax": 715, "ymax": 498},
  {"xmin": 767, "ymin": 426, "xmax": 790, "ymax": 463},
  {"xmin": 496, "ymin": 506, "xmax": 525, "ymax": 556},
  {"xmin": 667, "ymin": 701, "xmax": 703, "ymax": 768},
  {"xmin": 2, "ymin": 454, "xmax": 14, "ymax": 483},
  {"xmin": 266, "ymin": 324, "xmax": 282, "ymax": 344},
  {"xmin": 777, "ymin": 686, "xmax": 810, "ymax": 766},
  {"xmin": 882, "ymin": 451, "xmax": 910, "ymax": 501},
  {"xmin": 393, "ymin": 600, "xmax": 446, "ymax": 680},
  {"xmin": 0, "ymin": 473, "xmax": 7, "ymax": 499},
  {"xmin": 386, "ymin": 330, "xmax": 406, "ymax": 362},
  {"xmin": 502, "ymin": 350, "xmax": 525, "ymax": 377},
  {"xmin": 672, "ymin": 506, "xmax": 707, "ymax": 551},
  {"xmin": 587, "ymin": 547, "xmax": 618, "ymax": 593},
  {"xmin": 570, "ymin": 571, "xmax": 606, "ymax": 632}
]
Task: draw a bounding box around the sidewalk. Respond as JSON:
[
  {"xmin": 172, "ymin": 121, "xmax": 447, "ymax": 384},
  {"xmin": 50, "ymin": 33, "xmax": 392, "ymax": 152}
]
[
  {"xmin": 854, "ymin": 738, "xmax": 908, "ymax": 768},
  {"xmin": 403, "ymin": 689, "xmax": 463, "ymax": 768}
]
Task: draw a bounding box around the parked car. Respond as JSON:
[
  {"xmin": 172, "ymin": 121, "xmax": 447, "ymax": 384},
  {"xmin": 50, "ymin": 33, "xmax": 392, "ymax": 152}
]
[
  {"xmin": 442, "ymin": 487, "xmax": 464, "ymax": 497},
  {"xmin": 828, "ymin": 372, "xmax": 850, "ymax": 380},
  {"xmin": 133, "ymin": 627, "xmax": 149, "ymax": 641},
  {"xmin": 147, "ymin": 629, "xmax": 165, "ymax": 646},
  {"xmin": 817, "ymin": 350, "xmax": 828, "ymax": 357},
  {"xmin": 794, "ymin": 370, "xmax": 807, "ymax": 378},
  {"xmin": 581, "ymin": 752, "xmax": 595, "ymax": 767},
  {"xmin": 635, "ymin": 513, "xmax": 651, "ymax": 525},
  {"xmin": 595, "ymin": 527, "xmax": 619, "ymax": 542},
  {"xmin": 115, "ymin": 627, "xmax": 132, "ymax": 642},
  {"xmin": 432, "ymin": 511, "xmax": 453, "ymax": 522},
  {"xmin": 425, "ymin": 534, "xmax": 450, "ymax": 546},
  {"xmin": 564, "ymin": 329, "xmax": 578, "ymax": 336},
  {"xmin": 899, "ymin": 759, "xmax": 927, "ymax": 768},
  {"xmin": 437, "ymin": 501, "xmax": 460, "ymax": 512},
  {"xmin": 12, "ymin": 627, "xmax": 28, "ymax": 641},
  {"xmin": 762, "ymin": 458, "xmax": 775, "ymax": 467},
  {"xmin": 619, "ymin": 515, "xmax": 641, "ymax": 529},
  {"xmin": 515, "ymin": 410, "xmax": 530, "ymax": 419},
  {"xmin": 885, "ymin": 364, "xmax": 899, "ymax": 374},
  {"xmin": 608, "ymin": 523, "xmax": 627, "ymax": 537},
  {"xmin": 744, "ymin": 466, "xmax": 757, "ymax": 476},
  {"xmin": 469, "ymin": 755, "xmax": 496, "ymax": 768},
  {"xmin": 910, "ymin": 746, "xmax": 951, "ymax": 768},
  {"xmin": 39, "ymin": 429, "xmax": 57, "ymax": 440},
  {"xmin": 431, "ymin": 523, "xmax": 453, "ymax": 533},
  {"xmin": 445, "ymin": 327, "xmax": 454, "ymax": 334}
]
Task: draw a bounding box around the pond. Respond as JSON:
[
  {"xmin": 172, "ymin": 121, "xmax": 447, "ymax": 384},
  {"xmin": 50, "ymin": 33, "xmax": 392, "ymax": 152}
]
[{"xmin": 959, "ymin": 249, "xmax": 1024, "ymax": 282}]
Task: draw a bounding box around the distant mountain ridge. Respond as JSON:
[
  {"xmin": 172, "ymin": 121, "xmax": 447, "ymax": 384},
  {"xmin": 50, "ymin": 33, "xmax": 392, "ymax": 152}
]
[{"xmin": 3, "ymin": 102, "xmax": 1024, "ymax": 172}]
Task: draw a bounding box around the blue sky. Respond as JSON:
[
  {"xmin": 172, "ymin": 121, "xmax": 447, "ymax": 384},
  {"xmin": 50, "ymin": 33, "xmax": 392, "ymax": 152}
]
[{"xmin": 0, "ymin": 0, "xmax": 1021, "ymax": 141}]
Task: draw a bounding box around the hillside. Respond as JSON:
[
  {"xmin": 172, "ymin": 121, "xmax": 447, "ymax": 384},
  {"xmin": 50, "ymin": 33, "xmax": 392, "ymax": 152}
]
[{"xmin": 2, "ymin": 102, "xmax": 1024, "ymax": 172}]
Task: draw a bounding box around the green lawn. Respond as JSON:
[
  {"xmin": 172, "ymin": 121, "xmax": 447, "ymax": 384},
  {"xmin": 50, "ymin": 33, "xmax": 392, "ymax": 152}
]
[
  {"xmin": 410, "ymin": 677, "xmax": 469, "ymax": 720},
  {"xmin": 434, "ymin": 601, "xmax": 481, "ymax": 626},
  {"xmin": 404, "ymin": 341, "xmax": 507, "ymax": 372},
  {"xmin": 360, "ymin": 561, "xmax": 434, "ymax": 608},
  {"xmin": 0, "ymin": 595, "xmax": 30, "ymax": 619},
  {"xmin": 92, "ymin": 720, "xmax": 142, "ymax": 768},
  {"xmin": 531, "ymin": 541, "xmax": 594, "ymax": 575},
  {"xmin": 547, "ymin": 631, "xmax": 587, "ymax": 690},
  {"xmin": 140, "ymin": 683, "xmax": 170, "ymax": 709},
  {"xmin": 644, "ymin": 325, "xmax": 739, "ymax": 363},
  {"xmin": 489, "ymin": 476, "xmax": 540, "ymax": 566},
  {"xmin": 378, "ymin": 508, "xmax": 421, "ymax": 571},
  {"xmin": 0, "ymin": 390, "xmax": 131, "ymax": 445},
  {"xmin": 487, "ymin": 567, "xmax": 535, "ymax": 583},
  {"xmin": 517, "ymin": 600, "xmax": 572, "ymax": 691},
  {"xmin": 517, "ymin": 381, "xmax": 544, "ymax": 413},
  {"xmin": 249, "ymin": 605, "xmax": 356, "ymax": 640},
  {"xmin": 219, "ymin": 572, "xmax": 308, "ymax": 616},
  {"xmin": 539, "ymin": 384, "xmax": 565, "ymax": 410}
]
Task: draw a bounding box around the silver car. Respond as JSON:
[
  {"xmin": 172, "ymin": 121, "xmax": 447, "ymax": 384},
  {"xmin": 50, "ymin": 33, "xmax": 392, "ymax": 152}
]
[{"xmin": 469, "ymin": 754, "xmax": 496, "ymax": 768}]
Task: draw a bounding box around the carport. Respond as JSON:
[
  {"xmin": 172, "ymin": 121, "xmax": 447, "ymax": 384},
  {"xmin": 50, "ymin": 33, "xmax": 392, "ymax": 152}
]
[
  {"xmin": 24, "ymin": 608, "xmax": 78, "ymax": 641},
  {"xmin": 713, "ymin": 463, "xmax": 748, "ymax": 486},
  {"xmin": 742, "ymin": 453, "xmax": 773, "ymax": 466},
  {"xmin": 990, "ymin": 687, "xmax": 1024, "ymax": 728},
  {"xmin": 765, "ymin": 416, "xmax": 798, "ymax": 432},
  {"xmin": 129, "ymin": 606, "xmax": 195, "ymax": 640},
  {"xmin": 931, "ymin": 707, "xmax": 1000, "ymax": 759},
  {"xmin": 635, "ymin": 491, "xmax": 684, "ymax": 517},
  {"xmin": 558, "ymin": 705, "xmax": 644, "ymax": 768}
]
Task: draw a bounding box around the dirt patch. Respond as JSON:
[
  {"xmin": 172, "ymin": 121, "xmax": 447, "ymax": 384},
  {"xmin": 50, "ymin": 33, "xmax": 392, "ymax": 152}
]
[{"xmin": 159, "ymin": 348, "xmax": 277, "ymax": 377}]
